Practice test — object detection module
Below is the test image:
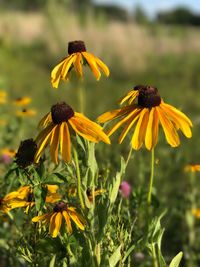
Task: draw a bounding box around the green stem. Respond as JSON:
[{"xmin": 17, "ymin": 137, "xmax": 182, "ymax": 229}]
[
  {"xmin": 125, "ymin": 146, "xmax": 133, "ymax": 167},
  {"xmin": 73, "ymin": 148, "xmax": 85, "ymax": 209},
  {"xmin": 151, "ymin": 243, "xmax": 159, "ymax": 267},
  {"xmin": 147, "ymin": 148, "xmax": 155, "ymax": 205},
  {"xmin": 78, "ymin": 84, "xmax": 85, "ymax": 113}
]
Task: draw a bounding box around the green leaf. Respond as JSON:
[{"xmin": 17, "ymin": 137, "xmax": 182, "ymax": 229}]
[
  {"xmin": 34, "ymin": 185, "xmax": 47, "ymax": 211},
  {"xmin": 109, "ymin": 245, "xmax": 122, "ymax": 267},
  {"xmin": 49, "ymin": 254, "xmax": 56, "ymax": 267},
  {"xmin": 169, "ymin": 252, "xmax": 183, "ymax": 267}
]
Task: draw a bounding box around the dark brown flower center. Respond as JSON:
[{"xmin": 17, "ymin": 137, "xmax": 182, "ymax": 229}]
[
  {"xmin": 15, "ymin": 139, "xmax": 37, "ymax": 168},
  {"xmin": 134, "ymin": 85, "xmax": 146, "ymax": 91},
  {"xmin": 27, "ymin": 192, "xmax": 34, "ymax": 202},
  {"xmin": 68, "ymin": 40, "xmax": 86, "ymax": 55},
  {"xmin": 53, "ymin": 202, "xmax": 67, "ymax": 212},
  {"xmin": 51, "ymin": 102, "xmax": 74, "ymax": 124},
  {"xmin": 137, "ymin": 86, "xmax": 161, "ymax": 108}
]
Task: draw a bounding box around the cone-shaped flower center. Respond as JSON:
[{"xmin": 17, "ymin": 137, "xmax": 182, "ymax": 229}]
[
  {"xmin": 15, "ymin": 139, "xmax": 37, "ymax": 168},
  {"xmin": 51, "ymin": 102, "xmax": 74, "ymax": 124},
  {"xmin": 134, "ymin": 85, "xmax": 146, "ymax": 91},
  {"xmin": 137, "ymin": 86, "xmax": 161, "ymax": 108},
  {"xmin": 68, "ymin": 40, "xmax": 86, "ymax": 55},
  {"xmin": 53, "ymin": 202, "xmax": 67, "ymax": 212}
]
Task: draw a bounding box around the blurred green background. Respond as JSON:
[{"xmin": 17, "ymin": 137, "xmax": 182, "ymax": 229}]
[{"xmin": 1, "ymin": 0, "xmax": 200, "ymax": 265}]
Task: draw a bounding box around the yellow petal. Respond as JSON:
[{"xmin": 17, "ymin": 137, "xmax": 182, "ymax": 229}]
[
  {"xmin": 132, "ymin": 109, "xmax": 149, "ymax": 150},
  {"xmin": 69, "ymin": 113, "xmax": 110, "ymax": 144},
  {"xmin": 145, "ymin": 108, "xmax": 155, "ymax": 150},
  {"xmin": 94, "ymin": 55, "xmax": 110, "ymax": 76},
  {"xmin": 51, "ymin": 58, "xmax": 66, "ymax": 88},
  {"xmin": 62, "ymin": 210, "xmax": 72, "ymax": 234},
  {"xmin": 156, "ymin": 107, "xmax": 180, "ymax": 147},
  {"xmin": 49, "ymin": 212, "xmax": 62, "ymax": 238},
  {"xmin": 50, "ymin": 125, "xmax": 60, "ymax": 164},
  {"xmin": 119, "ymin": 90, "xmax": 139, "ymax": 105},
  {"xmin": 98, "ymin": 105, "xmax": 134, "ymax": 123},
  {"xmin": 68, "ymin": 210, "xmax": 85, "ymax": 230},
  {"xmin": 61, "ymin": 54, "xmax": 77, "ymax": 79},
  {"xmin": 35, "ymin": 123, "xmax": 55, "ymax": 163},
  {"xmin": 82, "ymin": 52, "xmax": 101, "ymax": 80},
  {"xmin": 47, "ymin": 185, "xmax": 58, "ymax": 194},
  {"xmin": 60, "ymin": 122, "xmax": 71, "ymax": 162},
  {"xmin": 32, "ymin": 213, "xmax": 50, "ymax": 223},
  {"xmin": 160, "ymin": 103, "xmax": 192, "ymax": 138},
  {"xmin": 38, "ymin": 113, "xmax": 52, "ymax": 129},
  {"xmin": 73, "ymin": 53, "xmax": 83, "ymax": 77}
]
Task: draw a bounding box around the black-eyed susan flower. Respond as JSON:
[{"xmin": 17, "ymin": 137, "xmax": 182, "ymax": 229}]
[
  {"xmin": 98, "ymin": 85, "xmax": 192, "ymax": 150},
  {"xmin": 34, "ymin": 102, "xmax": 110, "ymax": 164},
  {"xmin": 184, "ymin": 164, "xmax": 200, "ymax": 173},
  {"xmin": 51, "ymin": 40, "xmax": 110, "ymax": 88},
  {"xmin": 16, "ymin": 108, "xmax": 37, "ymax": 117},
  {"xmin": 13, "ymin": 97, "xmax": 32, "ymax": 106},
  {"xmin": 9, "ymin": 185, "xmax": 61, "ymax": 213},
  {"xmin": 32, "ymin": 202, "xmax": 85, "ymax": 237},
  {"xmin": 0, "ymin": 90, "xmax": 7, "ymax": 104},
  {"xmin": 0, "ymin": 191, "xmax": 20, "ymax": 213},
  {"xmin": 15, "ymin": 139, "xmax": 37, "ymax": 168}
]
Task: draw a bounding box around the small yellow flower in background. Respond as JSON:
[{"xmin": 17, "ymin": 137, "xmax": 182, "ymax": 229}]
[
  {"xmin": 192, "ymin": 208, "xmax": 200, "ymax": 218},
  {"xmin": 0, "ymin": 90, "xmax": 7, "ymax": 104},
  {"xmin": 9, "ymin": 185, "xmax": 61, "ymax": 213},
  {"xmin": 32, "ymin": 202, "xmax": 85, "ymax": 238},
  {"xmin": 13, "ymin": 97, "xmax": 32, "ymax": 106},
  {"xmin": 51, "ymin": 40, "xmax": 110, "ymax": 88},
  {"xmin": 0, "ymin": 119, "xmax": 7, "ymax": 126},
  {"xmin": 98, "ymin": 85, "xmax": 192, "ymax": 150},
  {"xmin": 16, "ymin": 108, "xmax": 37, "ymax": 117},
  {"xmin": 184, "ymin": 164, "xmax": 200, "ymax": 173},
  {"xmin": 0, "ymin": 148, "xmax": 16, "ymax": 158},
  {"xmin": 86, "ymin": 188, "xmax": 106, "ymax": 203},
  {"xmin": 35, "ymin": 102, "xmax": 110, "ymax": 164}
]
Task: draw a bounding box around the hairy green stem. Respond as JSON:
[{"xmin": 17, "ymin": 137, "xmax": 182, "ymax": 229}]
[
  {"xmin": 73, "ymin": 148, "xmax": 85, "ymax": 209},
  {"xmin": 147, "ymin": 148, "xmax": 155, "ymax": 205}
]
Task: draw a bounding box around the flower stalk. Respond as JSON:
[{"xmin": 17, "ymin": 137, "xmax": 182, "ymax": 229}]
[{"xmin": 147, "ymin": 148, "xmax": 155, "ymax": 205}]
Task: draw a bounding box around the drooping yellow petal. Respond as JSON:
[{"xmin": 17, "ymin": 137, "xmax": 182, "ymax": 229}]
[
  {"xmin": 68, "ymin": 210, "xmax": 85, "ymax": 231},
  {"xmin": 49, "ymin": 212, "xmax": 62, "ymax": 238},
  {"xmin": 38, "ymin": 112, "xmax": 52, "ymax": 129},
  {"xmin": 118, "ymin": 111, "xmax": 141, "ymax": 144},
  {"xmin": 73, "ymin": 53, "xmax": 83, "ymax": 77},
  {"xmin": 118, "ymin": 90, "xmax": 139, "ymax": 105},
  {"xmin": 69, "ymin": 113, "xmax": 110, "ymax": 144},
  {"xmin": 47, "ymin": 185, "xmax": 58, "ymax": 194},
  {"xmin": 145, "ymin": 108, "xmax": 155, "ymax": 150},
  {"xmin": 60, "ymin": 122, "xmax": 71, "ymax": 162},
  {"xmin": 94, "ymin": 55, "xmax": 110, "ymax": 77},
  {"xmin": 51, "ymin": 58, "xmax": 66, "ymax": 88},
  {"xmin": 61, "ymin": 54, "xmax": 76, "ymax": 79},
  {"xmin": 32, "ymin": 213, "xmax": 51, "ymax": 223},
  {"xmin": 108, "ymin": 107, "xmax": 141, "ymax": 137},
  {"xmin": 82, "ymin": 52, "xmax": 101, "ymax": 80},
  {"xmin": 132, "ymin": 109, "xmax": 149, "ymax": 150},
  {"xmin": 156, "ymin": 107, "xmax": 180, "ymax": 147},
  {"xmin": 98, "ymin": 105, "xmax": 134, "ymax": 123},
  {"xmin": 50, "ymin": 125, "xmax": 60, "ymax": 164},
  {"xmin": 35, "ymin": 123, "xmax": 55, "ymax": 163},
  {"xmin": 151, "ymin": 108, "xmax": 159, "ymax": 149},
  {"xmin": 62, "ymin": 210, "xmax": 72, "ymax": 234},
  {"xmin": 160, "ymin": 103, "xmax": 192, "ymax": 138}
]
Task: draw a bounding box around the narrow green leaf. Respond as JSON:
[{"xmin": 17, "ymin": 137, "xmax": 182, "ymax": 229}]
[
  {"xmin": 169, "ymin": 252, "xmax": 183, "ymax": 267},
  {"xmin": 109, "ymin": 245, "xmax": 122, "ymax": 267},
  {"xmin": 49, "ymin": 254, "xmax": 56, "ymax": 267}
]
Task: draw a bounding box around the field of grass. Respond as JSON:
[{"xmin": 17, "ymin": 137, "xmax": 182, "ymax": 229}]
[{"xmin": 1, "ymin": 7, "xmax": 200, "ymax": 267}]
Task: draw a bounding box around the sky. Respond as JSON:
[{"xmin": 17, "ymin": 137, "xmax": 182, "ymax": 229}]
[{"xmin": 93, "ymin": 0, "xmax": 200, "ymax": 17}]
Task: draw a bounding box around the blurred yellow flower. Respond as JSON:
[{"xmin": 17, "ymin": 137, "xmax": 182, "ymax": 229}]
[
  {"xmin": 35, "ymin": 102, "xmax": 110, "ymax": 164},
  {"xmin": 13, "ymin": 97, "xmax": 32, "ymax": 106},
  {"xmin": 0, "ymin": 119, "xmax": 7, "ymax": 126},
  {"xmin": 51, "ymin": 40, "xmax": 110, "ymax": 88},
  {"xmin": 16, "ymin": 108, "xmax": 37, "ymax": 117},
  {"xmin": 32, "ymin": 202, "xmax": 85, "ymax": 237},
  {"xmin": 98, "ymin": 85, "xmax": 192, "ymax": 150},
  {"xmin": 0, "ymin": 90, "xmax": 7, "ymax": 104},
  {"xmin": 86, "ymin": 188, "xmax": 106, "ymax": 203},
  {"xmin": 192, "ymin": 208, "xmax": 200, "ymax": 218},
  {"xmin": 184, "ymin": 164, "xmax": 200, "ymax": 173},
  {"xmin": 0, "ymin": 148, "xmax": 16, "ymax": 158},
  {"xmin": 9, "ymin": 185, "xmax": 61, "ymax": 213}
]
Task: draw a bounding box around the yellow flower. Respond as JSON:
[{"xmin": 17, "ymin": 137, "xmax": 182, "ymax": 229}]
[
  {"xmin": 9, "ymin": 185, "xmax": 61, "ymax": 213},
  {"xmin": 32, "ymin": 202, "xmax": 85, "ymax": 237},
  {"xmin": 51, "ymin": 40, "xmax": 110, "ymax": 88},
  {"xmin": 0, "ymin": 90, "xmax": 7, "ymax": 104},
  {"xmin": 0, "ymin": 191, "xmax": 20, "ymax": 213},
  {"xmin": 192, "ymin": 208, "xmax": 200, "ymax": 218},
  {"xmin": 86, "ymin": 188, "xmax": 106, "ymax": 203},
  {"xmin": 98, "ymin": 85, "xmax": 192, "ymax": 150},
  {"xmin": 16, "ymin": 108, "xmax": 37, "ymax": 117},
  {"xmin": 35, "ymin": 102, "xmax": 110, "ymax": 164},
  {"xmin": 0, "ymin": 148, "xmax": 16, "ymax": 158},
  {"xmin": 184, "ymin": 164, "xmax": 200, "ymax": 173},
  {"xmin": 13, "ymin": 97, "xmax": 32, "ymax": 106}
]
